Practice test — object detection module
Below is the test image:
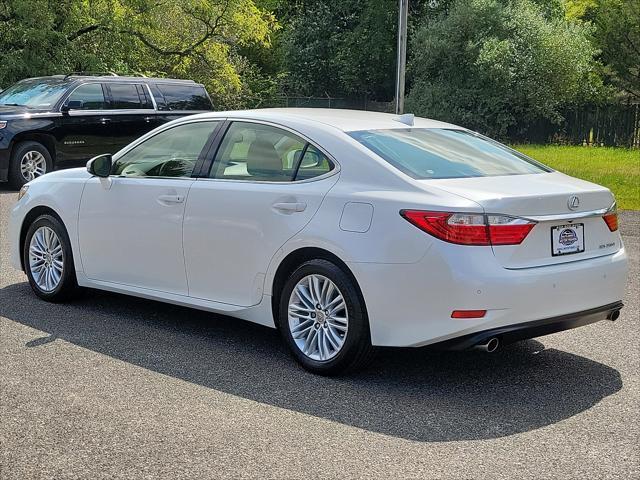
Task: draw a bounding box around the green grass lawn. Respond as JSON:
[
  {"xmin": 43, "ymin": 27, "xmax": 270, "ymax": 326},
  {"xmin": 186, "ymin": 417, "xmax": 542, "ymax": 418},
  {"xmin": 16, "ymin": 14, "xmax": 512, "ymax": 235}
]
[{"xmin": 513, "ymin": 145, "xmax": 640, "ymax": 210}]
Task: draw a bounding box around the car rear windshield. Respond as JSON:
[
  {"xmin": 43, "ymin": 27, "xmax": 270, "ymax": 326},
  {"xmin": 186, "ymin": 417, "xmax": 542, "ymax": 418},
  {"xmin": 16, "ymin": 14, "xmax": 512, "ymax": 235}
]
[
  {"xmin": 349, "ymin": 128, "xmax": 551, "ymax": 179},
  {"xmin": 0, "ymin": 78, "xmax": 69, "ymax": 108}
]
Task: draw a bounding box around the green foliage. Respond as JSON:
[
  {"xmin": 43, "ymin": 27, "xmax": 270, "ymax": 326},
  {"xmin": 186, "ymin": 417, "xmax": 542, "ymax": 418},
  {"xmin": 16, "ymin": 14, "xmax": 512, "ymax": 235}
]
[
  {"xmin": 405, "ymin": 0, "xmax": 603, "ymax": 138},
  {"xmin": 0, "ymin": 0, "xmax": 277, "ymax": 108},
  {"xmin": 278, "ymin": 0, "xmax": 398, "ymax": 100},
  {"xmin": 565, "ymin": 0, "xmax": 640, "ymax": 100}
]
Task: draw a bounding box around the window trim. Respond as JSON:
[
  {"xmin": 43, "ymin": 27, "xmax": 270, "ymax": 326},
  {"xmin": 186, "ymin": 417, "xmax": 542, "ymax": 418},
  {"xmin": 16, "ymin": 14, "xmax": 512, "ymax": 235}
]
[
  {"xmin": 109, "ymin": 118, "xmax": 225, "ymax": 180},
  {"xmin": 200, "ymin": 118, "xmax": 339, "ymax": 185}
]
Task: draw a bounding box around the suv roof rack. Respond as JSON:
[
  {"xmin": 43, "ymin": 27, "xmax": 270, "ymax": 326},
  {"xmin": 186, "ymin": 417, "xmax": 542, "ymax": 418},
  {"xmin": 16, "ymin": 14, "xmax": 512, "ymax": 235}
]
[{"xmin": 64, "ymin": 72, "xmax": 119, "ymax": 79}]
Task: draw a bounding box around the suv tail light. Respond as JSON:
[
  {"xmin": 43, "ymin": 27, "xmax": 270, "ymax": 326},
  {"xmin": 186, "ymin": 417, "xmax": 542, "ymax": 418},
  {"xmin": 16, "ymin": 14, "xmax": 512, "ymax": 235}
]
[
  {"xmin": 400, "ymin": 210, "xmax": 536, "ymax": 246},
  {"xmin": 603, "ymin": 203, "xmax": 618, "ymax": 232}
]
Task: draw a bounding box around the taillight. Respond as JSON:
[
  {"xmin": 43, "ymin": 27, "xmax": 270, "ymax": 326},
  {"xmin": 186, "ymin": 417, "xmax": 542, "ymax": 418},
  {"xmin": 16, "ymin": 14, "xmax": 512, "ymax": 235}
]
[
  {"xmin": 400, "ymin": 210, "xmax": 535, "ymax": 246},
  {"xmin": 603, "ymin": 204, "xmax": 618, "ymax": 232}
]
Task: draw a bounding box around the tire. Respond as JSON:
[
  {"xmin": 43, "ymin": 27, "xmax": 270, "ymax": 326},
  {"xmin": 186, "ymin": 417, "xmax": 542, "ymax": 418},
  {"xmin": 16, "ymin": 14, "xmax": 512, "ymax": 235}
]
[
  {"xmin": 278, "ymin": 259, "xmax": 375, "ymax": 375},
  {"xmin": 9, "ymin": 141, "xmax": 53, "ymax": 188},
  {"xmin": 23, "ymin": 214, "xmax": 80, "ymax": 302}
]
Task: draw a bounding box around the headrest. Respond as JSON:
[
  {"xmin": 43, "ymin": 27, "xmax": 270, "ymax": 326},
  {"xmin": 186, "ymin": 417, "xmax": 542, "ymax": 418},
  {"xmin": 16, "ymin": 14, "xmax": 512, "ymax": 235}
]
[{"xmin": 246, "ymin": 139, "xmax": 283, "ymax": 178}]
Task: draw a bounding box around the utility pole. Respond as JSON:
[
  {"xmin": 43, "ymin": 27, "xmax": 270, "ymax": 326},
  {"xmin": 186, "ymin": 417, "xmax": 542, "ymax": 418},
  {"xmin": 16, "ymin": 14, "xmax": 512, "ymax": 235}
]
[{"xmin": 395, "ymin": 0, "xmax": 409, "ymax": 114}]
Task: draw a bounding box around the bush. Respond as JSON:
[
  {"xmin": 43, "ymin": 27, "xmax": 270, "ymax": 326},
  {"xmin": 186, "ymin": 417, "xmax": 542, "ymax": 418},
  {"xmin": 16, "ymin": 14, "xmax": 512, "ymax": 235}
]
[{"xmin": 405, "ymin": 0, "xmax": 604, "ymax": 138}]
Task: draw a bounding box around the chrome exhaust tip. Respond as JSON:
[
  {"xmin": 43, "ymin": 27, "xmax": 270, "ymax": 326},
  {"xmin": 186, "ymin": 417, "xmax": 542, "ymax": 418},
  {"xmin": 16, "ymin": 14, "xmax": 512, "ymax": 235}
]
[
  {"xmin": 473, "ymin": 337, "xmax": 500, "ymax": 353},
  {"xmin": 607, "ymin": 310, "xmax": 621, "ymax": 321}
]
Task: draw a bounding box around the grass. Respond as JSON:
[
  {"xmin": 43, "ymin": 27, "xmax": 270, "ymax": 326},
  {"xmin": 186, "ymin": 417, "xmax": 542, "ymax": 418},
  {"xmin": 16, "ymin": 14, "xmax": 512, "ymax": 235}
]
[{"xmin": 512, "ymin": 145, "xmax": 640, "ymax": 210}]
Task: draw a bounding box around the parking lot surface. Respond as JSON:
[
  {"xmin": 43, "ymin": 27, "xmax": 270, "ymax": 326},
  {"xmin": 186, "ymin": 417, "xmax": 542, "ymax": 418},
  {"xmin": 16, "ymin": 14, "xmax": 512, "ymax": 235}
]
[{"xmin": 1, "ymin": 186, "xmax": 638, "ymax": 479}]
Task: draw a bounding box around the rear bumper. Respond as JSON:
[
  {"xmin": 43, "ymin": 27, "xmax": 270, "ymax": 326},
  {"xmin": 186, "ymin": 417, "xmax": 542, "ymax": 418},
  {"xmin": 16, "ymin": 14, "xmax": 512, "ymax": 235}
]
[
  {"xmin": 430, "ymin": 301, "xmax": 623, "ymax": 350},
  {"xmin": 349, "ymin": 241, "xmax": 628, "ymax": 347}
]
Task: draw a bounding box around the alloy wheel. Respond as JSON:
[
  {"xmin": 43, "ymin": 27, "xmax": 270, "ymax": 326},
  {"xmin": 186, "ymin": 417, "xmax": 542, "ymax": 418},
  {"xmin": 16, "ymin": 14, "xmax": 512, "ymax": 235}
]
[
  {"xmin": 288, "ymin": 274, "xmax": 349, "ymax": 361},
  {"xmin": 28, "ymin": 226, "xmax": 64, "ymax": 292},
  {"xmin": 20, "ymin": 151, "xmax": 47, "ymax": 182}
]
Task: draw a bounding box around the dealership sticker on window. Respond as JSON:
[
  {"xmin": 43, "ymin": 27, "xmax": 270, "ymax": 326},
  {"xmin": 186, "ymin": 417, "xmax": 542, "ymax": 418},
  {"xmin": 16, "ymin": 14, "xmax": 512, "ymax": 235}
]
[{"xmin": 551, "ymin": 223, "xmax": 585, "ymax": 256}]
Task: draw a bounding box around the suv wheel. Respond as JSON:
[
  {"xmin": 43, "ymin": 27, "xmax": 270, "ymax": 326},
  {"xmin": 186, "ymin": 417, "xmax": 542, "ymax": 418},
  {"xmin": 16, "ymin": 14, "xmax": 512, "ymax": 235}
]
[
  {"xmin": 278, "ymin": 259, "xmax": 375, "ymax": 375},
  {"xmin": 9, "ymin": 141, "xmax": 53, "ymax": 188}
]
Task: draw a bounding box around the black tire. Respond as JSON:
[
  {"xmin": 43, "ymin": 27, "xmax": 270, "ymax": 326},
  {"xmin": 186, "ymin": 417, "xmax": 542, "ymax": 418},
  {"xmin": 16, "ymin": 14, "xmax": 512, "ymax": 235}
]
[
  {"xmin": 8, "ymin": 141, "xmax": 53, "ymax": 188},
  {"xmin": 278, "ymin": 259, "xmax": 375, "ymax": 375},
  {"xmin": 23, "ymin": 214, "xmax": 80, "ymax": 302}
]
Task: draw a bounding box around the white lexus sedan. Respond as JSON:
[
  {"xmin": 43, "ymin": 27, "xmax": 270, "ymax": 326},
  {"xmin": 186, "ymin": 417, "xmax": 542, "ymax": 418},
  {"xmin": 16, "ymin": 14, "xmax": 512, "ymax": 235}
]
[{"xmin": 9, "ymin": 109, "xmax": 628, "ymax": 374}]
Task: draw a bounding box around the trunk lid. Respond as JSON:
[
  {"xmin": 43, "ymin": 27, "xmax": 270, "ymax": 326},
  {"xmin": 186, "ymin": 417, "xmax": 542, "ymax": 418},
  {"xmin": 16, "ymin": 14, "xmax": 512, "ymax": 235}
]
[{"xmin": 423, "ymin": 172, "xmax": 620, "ymax": 268}]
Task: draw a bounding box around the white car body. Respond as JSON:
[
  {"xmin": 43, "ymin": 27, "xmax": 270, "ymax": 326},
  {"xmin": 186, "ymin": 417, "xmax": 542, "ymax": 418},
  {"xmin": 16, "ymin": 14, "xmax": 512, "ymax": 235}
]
[{"xmin": 9, "ymin": 109, "xmax": 628, "ymax": 349}]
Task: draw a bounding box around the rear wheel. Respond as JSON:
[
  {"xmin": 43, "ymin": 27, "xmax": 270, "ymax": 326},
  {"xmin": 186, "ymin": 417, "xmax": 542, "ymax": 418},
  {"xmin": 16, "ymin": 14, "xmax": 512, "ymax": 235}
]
[
  {"xmin": 9, "ymin": 141, "xmax": 53, "ymax": 188},
  {"xmin": 23, "ymin": 215, "xmax": 79, "ymax": 302},
  {"xmin": 278, "ymin": 259, "xmax": 374, "ymax": 375}
]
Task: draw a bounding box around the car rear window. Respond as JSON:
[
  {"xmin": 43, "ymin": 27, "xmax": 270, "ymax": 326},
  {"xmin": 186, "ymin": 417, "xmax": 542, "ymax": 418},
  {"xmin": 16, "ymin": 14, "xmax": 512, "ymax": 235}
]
[
  {"xmin": 156, "ymin": 84, "xmax": 212, "ymax": 111},
  {"xmin": 349, "ymin": 128, "xmax": 551, "ymax": 179}
]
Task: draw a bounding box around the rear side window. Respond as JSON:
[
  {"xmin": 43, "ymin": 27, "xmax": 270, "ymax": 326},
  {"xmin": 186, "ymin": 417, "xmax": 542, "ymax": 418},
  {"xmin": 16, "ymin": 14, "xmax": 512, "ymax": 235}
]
[
  {"xmin": 349, "ymin": 128, "xmax": 551, "ymax": 179},
  {"xmin": 107, "ymin": 83, "xmax": 151, "ymax": 109},
  {"xmin": 156, "ymin": 84, "xmax": 212, "ymax": 111}
]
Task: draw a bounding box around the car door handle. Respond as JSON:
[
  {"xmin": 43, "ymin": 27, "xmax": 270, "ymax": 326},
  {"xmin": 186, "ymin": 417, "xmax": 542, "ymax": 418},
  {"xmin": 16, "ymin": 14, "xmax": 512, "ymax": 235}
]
[
  {"xmin": 157, "ymin": 194, "xmax": 185, "ymax": 205},
  {"xmin": 144, "ymin": 116, "xmax": 153, "ymax": 123},
  {"xmin": 272, "ymin": 202, "xmax": 307, "ymax": 213},
  {"xmin": 100, "ymin": 118, "xmax": 111, "ymax": 125}
]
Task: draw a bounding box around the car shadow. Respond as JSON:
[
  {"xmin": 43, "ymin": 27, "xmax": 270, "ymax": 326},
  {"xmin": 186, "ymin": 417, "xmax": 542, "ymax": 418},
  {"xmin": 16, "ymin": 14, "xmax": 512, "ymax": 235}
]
[{"xmin": 0, "ymin": 282, "xmax": 622, "ymax": 443}]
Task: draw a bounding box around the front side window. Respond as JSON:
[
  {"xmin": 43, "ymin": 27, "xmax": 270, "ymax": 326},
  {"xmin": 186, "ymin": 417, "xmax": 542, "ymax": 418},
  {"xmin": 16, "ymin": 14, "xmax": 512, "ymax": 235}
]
[
  {"xmin": 0, "ymin": 78, "xmax": 69, "ymax": 108},
  {"xmin": 108, "ymin": 83, "xmax": 149, "ymax": 109},
  {"xmin": 349, "ymin": 128, "xmax": 551, "ymax": 179},
  {"xmin": 112, "ymin": 121, "xmax": 219, "ymax": 178},
  {"xmin": 66, "ymin": 83, "xmax": 106, "ymax": 110}
]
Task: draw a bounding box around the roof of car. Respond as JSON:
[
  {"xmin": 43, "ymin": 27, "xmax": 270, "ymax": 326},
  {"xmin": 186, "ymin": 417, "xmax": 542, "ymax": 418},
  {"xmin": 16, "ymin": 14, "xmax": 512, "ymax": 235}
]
[
  {"xmin": 198, "ymin": 108, "xmax": 462, "ymax": 132},
  {"xmin": 26, "ymin": 75, "xmax": 200, "ymax": 85}
]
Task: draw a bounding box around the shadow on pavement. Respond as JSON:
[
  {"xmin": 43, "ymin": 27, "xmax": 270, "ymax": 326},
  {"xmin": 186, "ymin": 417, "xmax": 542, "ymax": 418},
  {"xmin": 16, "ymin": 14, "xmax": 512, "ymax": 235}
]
[{"xmin": 0, "ymin": 282, "xmax": 623, "ymax": 442}]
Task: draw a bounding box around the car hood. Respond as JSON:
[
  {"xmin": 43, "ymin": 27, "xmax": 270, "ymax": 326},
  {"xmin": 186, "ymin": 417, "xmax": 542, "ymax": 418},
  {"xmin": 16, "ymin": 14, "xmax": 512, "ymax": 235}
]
[
  {"xmin": 30, "ymin": 167, "xmax": 92, "ymax": 185},
  {"xmin": 0, "ymin": 104, "xmax": 50, "ymax": 118}
]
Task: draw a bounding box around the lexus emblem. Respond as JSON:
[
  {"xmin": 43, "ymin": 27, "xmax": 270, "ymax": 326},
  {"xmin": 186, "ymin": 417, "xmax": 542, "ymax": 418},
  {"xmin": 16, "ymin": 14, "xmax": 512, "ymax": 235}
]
[{"xmin": 568, "ymin": 195, "xmax": 580, "ymax": 211}]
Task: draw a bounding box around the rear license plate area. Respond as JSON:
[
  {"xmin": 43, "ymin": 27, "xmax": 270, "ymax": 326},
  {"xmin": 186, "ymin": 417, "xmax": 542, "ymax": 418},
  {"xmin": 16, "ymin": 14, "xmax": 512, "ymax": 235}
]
[{"xmin": 551, "ymin": 223, "xmax": 585, "ymax": 256}]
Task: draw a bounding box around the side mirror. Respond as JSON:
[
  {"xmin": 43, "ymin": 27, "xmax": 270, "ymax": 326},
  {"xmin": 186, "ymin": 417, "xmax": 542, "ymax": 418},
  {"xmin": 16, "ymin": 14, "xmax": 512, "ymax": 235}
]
[
  {"xmin": 87, "ymin": 154, "xmax": 112, "ymax": 177},
  {"xmin": 61, "ymin": 100, "xmax": 83, "ymax": 113}
]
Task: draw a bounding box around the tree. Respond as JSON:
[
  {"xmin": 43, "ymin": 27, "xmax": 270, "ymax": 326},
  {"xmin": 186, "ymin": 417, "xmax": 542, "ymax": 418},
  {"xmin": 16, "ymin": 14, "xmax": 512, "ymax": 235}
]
[
  {"xmin": 565, "ymin": 0, "xmax": 640, "ymax": 100},
  {"xmin": 0, "ymin": 0, "xmax": 277, "ymax": 107},
  {"xmin": 278, "ymin": 0, "xmax": 400, "ymax": 100},
  {"xmin": 405, "ymin": 0, "xmax": 603, "ymax": 138}
]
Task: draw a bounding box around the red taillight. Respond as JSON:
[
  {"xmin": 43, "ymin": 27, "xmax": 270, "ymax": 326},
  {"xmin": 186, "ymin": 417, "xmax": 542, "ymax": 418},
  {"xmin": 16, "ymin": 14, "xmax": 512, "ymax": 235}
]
[
  {"xmin": 603, "ymin": 212, "xmax": 618, "ymax": 232},
  {"xmin": 400, "ymin": 210, "xmax": 535, "ymax": 246},
  {"xmin": 451, "ymin": 310, "xmax": 487, "ymax": 319}
]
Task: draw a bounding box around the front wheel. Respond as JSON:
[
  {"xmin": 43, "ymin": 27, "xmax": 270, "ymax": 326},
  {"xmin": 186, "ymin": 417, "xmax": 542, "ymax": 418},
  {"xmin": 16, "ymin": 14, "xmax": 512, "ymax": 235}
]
[
  {"xmin": 278, "ymin": 259, "xmax": 375, "ymax": 375},
  {"xmin": 23, "ymin": 214, "xmax": 79, "ymax": 302},
  {"xmin": 9, "ymin": 141, "xmax": 53, "ymax": 188}
]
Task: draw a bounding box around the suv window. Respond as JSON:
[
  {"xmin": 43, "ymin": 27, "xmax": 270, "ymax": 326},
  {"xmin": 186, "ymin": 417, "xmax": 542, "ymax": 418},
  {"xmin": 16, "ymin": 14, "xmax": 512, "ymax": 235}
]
[
  {"xmin": 66, "ymin": 83, "xmax": 106, "ymax": 110},
  {"xmin": 112, "ymin": 121, "xmax": 219, "ymax": 178},
  {"xmin": 107, "ymin": 83, "xmax": 150, "ymax": 109},
  {"xmin": 156, "ymin": 84, "xmax": 211, "ymax": 111},
  {"xmin": 0, "ymin": 78, "xmax": 69, "ymax": 108}
]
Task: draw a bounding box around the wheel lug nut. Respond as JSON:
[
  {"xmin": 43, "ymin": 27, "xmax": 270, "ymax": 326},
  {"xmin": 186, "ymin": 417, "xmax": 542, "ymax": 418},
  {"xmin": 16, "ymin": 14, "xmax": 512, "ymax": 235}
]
[
  {"xmin": 311, "ymin": 313, "xmax": 316, "ymax": 318},
  {"xmin": 316, "ymin": 304, "xmax": 321, "ymax": 309},
  {"xmin": 314, "ymin": 323, "xmax": 319, "ymax": 329}
]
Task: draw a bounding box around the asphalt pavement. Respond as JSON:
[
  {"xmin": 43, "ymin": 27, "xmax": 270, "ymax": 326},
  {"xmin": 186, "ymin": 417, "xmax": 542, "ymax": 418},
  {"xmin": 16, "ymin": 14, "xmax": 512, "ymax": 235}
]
[{"xmin": 1, "ymin": 186, "xmax": 638, "ymax": 479}]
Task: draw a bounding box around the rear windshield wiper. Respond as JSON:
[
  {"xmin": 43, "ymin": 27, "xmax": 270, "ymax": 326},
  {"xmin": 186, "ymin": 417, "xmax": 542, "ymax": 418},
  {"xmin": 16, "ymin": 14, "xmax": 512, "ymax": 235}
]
[{"xmin": 0, "ymin": 103, "xmax": 26, "ymax": 107}]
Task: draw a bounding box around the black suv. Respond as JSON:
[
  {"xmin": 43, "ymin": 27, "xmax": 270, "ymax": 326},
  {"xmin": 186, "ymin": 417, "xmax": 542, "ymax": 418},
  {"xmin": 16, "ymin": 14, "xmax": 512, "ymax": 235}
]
[{"xmin": 0, "ymin": 74, "xmax": 213, "ymax": 187}]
